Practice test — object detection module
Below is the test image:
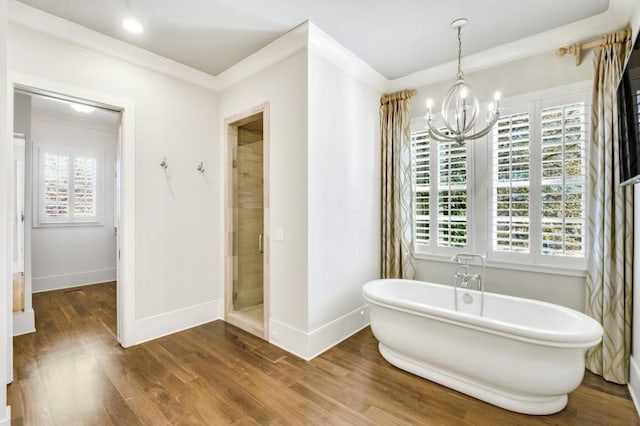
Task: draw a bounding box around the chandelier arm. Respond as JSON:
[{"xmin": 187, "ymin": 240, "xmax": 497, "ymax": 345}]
[
  {"xmin": 461, "ymin": 115, "xmax": 500, "ymax": 140},
  {"xmin": 461, "ymin": 99, "xmax": 480, "ymax": 134},
  {"xmin": 439, "ymin": 119, "xmax": 465, "ymax": 138},
  {"xmin": 426, "ymin": 122, "xmax": 459, "ymax": 142}
]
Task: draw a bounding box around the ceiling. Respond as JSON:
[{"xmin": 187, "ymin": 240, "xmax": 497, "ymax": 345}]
[
  {"xmin": 30, "ymin": 94, "xmax": 120, "ymax": 127},
  {"xmin": 16, "ymin": 0, "xmax": 612, "ymax": 80}
]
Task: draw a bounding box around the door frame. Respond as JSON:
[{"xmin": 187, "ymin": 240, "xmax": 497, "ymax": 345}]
[
  {"xmin": 224, "ymin": 102, "xmax": 270, "ymax": 340},
  {"xmin": 6, "ymin": 72, "xmax": 136, "ymax": 365}
]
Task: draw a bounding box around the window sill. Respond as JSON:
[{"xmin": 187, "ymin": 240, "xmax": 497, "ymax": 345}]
[
  {"xmin": 414, "ymin": 252, "xmax": 586, "ymax": 278},
  {"xmin": 34, "ymin": 221, "xmax": 104, "ymax": 228}
]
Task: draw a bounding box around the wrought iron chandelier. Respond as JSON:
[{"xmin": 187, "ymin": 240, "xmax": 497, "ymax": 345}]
[{"xmin": 425, "ymin": 18, "xmax": 500, "ymax": 144}]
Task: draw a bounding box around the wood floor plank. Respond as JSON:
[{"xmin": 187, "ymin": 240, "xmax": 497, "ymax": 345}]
[{"xmin": 8, "ymin": 282, "xmax": 640, "ymax": 425}]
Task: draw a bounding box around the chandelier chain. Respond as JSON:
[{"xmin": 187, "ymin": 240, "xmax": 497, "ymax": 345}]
[{"xmin": 457, "ymin": 26, "xmax": 463, "ymax": 79}]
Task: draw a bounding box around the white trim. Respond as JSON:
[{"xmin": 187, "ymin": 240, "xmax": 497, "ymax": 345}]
[
  {"xmin": 12, "ymin": 309, "xmax": 35, "ymax": 336},
  {"xmin": 0, "ymin": 406, "xmax": 10, "ymax": 426},
  {"xmin": 629, "ymin": 356, "xmax": 640, "ymax": 416},
  {"xmin": 32, "ymin": 268, "xmax": 116, "ymax": 293},
  {"xmin": 414, "ymin": 253, "xmax": 586, "ymax": 278},
  {"xmin": 269, "ymin": 305, "xmax": 370, "ymax": 361},
  {"xmin": 8, "ymin": 1, "xmax": 219, "ymax": 91},
  {"xmin": 8, "ymin": 71, "xmax": 137, "ymax": 348},
  {"xmin": 388, "ymin": 6, "xmax": 630, "ymax": 91},
  {"xmin": 131, "ymin": 300, "xmax": 223, "ymax": 346}
]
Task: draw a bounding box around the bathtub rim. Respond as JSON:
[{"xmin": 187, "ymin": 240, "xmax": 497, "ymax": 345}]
[{"xmin": 363, "ymin": 279, "xmax": 602, "ymax": 349}]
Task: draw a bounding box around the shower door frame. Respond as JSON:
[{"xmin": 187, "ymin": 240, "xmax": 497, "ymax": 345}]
[{"xmin": 224, "ymin": 102, "xmax": 270, "ymax": 340}]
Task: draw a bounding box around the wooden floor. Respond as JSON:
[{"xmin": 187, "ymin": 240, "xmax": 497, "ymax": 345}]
[{"xmin": 8, "ymin": 282, "xmax": 640, "ymax": 425}]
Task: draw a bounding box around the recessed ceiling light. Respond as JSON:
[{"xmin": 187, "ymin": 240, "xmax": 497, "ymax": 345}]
[
  {"xmin": 71, "ymin": 103, "xmax": 95, "ymax": 114},
  {"xmin": 122, "ymin": 18, "xmax": 143, "ymax": 34}
]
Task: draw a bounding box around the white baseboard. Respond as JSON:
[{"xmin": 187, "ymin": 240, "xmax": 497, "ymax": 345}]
[
  {"xmin": 13, "ymin": 309, "xmax": 35, "ymax": 336},
  {"xmin": 629, "ymin": 356, "xmax": 640, "ymax": 416},
  {"xmin": 269, "ymin": 304, "xmax": 370, "ymax": 361},
  {"xmin": 131, "ymin": 299, "xmax": 223, "ymax": 346},
  {"xmin": 0, "ymin": 406, "xmax": 10, "ymax": 426},
  {"xmin": 32, "ymin": 268, "xmax": 116, "ymax": 293}
]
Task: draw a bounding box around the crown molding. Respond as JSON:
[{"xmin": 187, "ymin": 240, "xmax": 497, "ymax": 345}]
[
  {"xmin": 8, "ymin": 0, "xmax": 220, "ymax": 91},
  {"xmin": 388, "ymin": 1, "xmax": 633, "ymax": 91},
  {"xmin": 8, "ymin": 0, "xmax": 638, "ymax": 95}
]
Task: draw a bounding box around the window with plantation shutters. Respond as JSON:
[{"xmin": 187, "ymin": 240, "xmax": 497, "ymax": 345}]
[
  {"xmin": 411, "ymin": 131, "xmax": 430, "ymax": 244},
  {"xmin": 411, "ymin": 129, "xmax": 468, "ymax": 252},
  {"xmin": 73, "ymin": 156, "xmax": 98, "ymax": 218},
  {"xmin": 492, "ymin": 112, "xmax": 531, "ymax": 253},
  {"xmin": 36, "ymin": 145, "xmax": 103, "ymax": 225},
  {"xmin": 42, "ymin": 152, "xmax": 70, "ymax": 219},
  {"xmin": 411, "ymin": 83, "xmax": 589, "ymax": 271},
  {"xmin": 488, "ymin": 92, "xmax": 588, "ymax": 267},
  {"xmin": 438, "ymin": 140, "xmax": 467, "ymax": 247},
  {"xmin": 540, "ymin": 102, "xmax": 586, "ymax": 257}
]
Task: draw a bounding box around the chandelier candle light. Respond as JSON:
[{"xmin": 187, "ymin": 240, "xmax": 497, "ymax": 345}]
[{"xmin": 425, "ymin": 18, "xmax": 501, "ymax": 144}]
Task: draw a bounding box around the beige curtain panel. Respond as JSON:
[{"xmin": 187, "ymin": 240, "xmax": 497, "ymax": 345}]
[
  {"xmin": 585, "ymin": 28, "xmax": 633, "ymax": 384},
  {"xmin": 380, "ymin": 89, "xmax": 416, "ymax": 279}
]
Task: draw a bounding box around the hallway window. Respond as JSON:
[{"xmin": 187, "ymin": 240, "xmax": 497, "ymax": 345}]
[{"xmin": 36, "ymin": 144, "xmax": 103, "ymax": 225}]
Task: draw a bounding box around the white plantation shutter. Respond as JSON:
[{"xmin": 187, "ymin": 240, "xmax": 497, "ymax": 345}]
[
  {"xmin": 74, "ymin": 157, "xmax": 98, "ymax": 217},
  {"xmin": 411, "ymin": 131, "xmax": 430, "ymax": 244},
  {"xmin": 43, "ymin": 152, "xmax": 70, "ymax": 219},
  {"xmin": 37, "ymin": 145, "xmax": 102, "ymax": 225},
  {"xmin": 438, "ymin": 140, "xmax": 467, "ymax": 247},
  {"xmin": 491, "ymin": 112, "xmax": 531, "ymax": 253},
  {"xmin": 540, "ymin": 102, "xmax": 586, "ymax": 257},
  {"xmin": 411, "ymin": 129, "xmax": 468, "ymax": 251}
]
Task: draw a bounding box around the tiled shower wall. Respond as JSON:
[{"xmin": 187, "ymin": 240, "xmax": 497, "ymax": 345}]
[{"xmin": 233, "ymin": 126, "xmax": 264, "ymax": 311}]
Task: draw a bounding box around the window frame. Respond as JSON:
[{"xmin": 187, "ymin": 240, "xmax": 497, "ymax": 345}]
[
  {"xmin": 410, "ymin": 81, "xmax": 590, "ymax": 274},
  {"xmin": 33, "ymin": 143, "xmax": 105, "ymax": 227}
]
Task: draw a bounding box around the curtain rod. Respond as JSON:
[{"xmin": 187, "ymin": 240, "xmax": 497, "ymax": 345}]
[
  {"xmin": 556, "ymin": 28, "xmax": 631, "ymax": 66},
  {"xmin": 380, "ymin": 89, "xmax": 417, "ymax": 105}
]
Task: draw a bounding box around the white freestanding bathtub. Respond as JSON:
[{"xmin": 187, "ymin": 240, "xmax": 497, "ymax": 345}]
[{"xmin": 362, "ymin": 279, "xmax": 603, "ymax": 415}]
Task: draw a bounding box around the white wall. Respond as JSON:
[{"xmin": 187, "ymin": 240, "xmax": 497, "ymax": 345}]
[
  {"xmin": 8, "ymin": 24, "xmax": 220, "ymax": 340},
  {"xmin": 307, "ymin": 50, "xmax": 381, "ymax": 331},
  {"xmin": 0, "ymin": 0, "xmax": 10, "ymax": 422},
  {"xmin": 409, "ymin": 50, "xmax": 593, "ymax": 312},
  {"xmin": 220, "ymin": 49, "xmax": 310, "ymax": 336},
  {"xmin": 30, "ymin": 110, "xmax": 117, "ymax": 292}
]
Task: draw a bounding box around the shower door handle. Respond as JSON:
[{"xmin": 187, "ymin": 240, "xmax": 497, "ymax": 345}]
[{"xmin": 258, "ymin": 233, "xmax": 264, "ymax": 254}]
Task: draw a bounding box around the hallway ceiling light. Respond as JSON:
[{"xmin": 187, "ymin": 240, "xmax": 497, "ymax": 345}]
[
  {"xmin": 71, "ymin": 103, "xmax": 96, "ymax": 114},
  {"xmin": 425, "ymin": 18, "xmax": 500, "ymax": 144},
  {"xmin": 122, "ymin": 18, "xmax": 143, "ymax": 34}
]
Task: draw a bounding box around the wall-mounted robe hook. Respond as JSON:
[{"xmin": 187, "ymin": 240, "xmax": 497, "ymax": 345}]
[
  {"xmin": 160, "ymin": 157, "xmax": 168, "ymax": 170},
  {"xmin": 196, "ymin": 162, "xmax": 205, "ymax": 173}
]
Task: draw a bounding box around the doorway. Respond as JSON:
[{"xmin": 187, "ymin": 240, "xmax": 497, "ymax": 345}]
[
  {"xmin": 8, "ymin": 77, "xmax": 136, "ymax": 343},
  {"xmin": 12, "ymin": 89, "xmax": 120, "ymax": 334},
  {"xmin": 225, "ymin": 104, "xmax": 269, "ymax": 340}
]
